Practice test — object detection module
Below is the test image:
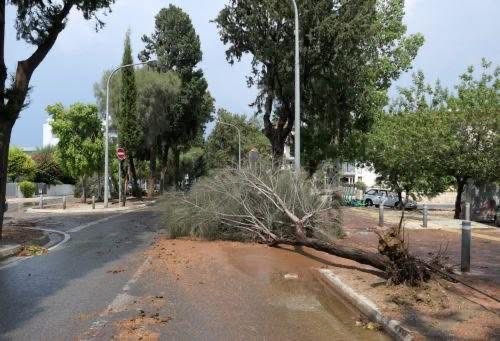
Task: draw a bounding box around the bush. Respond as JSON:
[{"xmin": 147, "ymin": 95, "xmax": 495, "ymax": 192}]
[
  {"xmin": 19, "ymin": 181, "xmax": 36, "ymax": 198},
  {"xmin": 354, "ymin": 181, "xmax": 367, "ymax": 192},
  {"xmin": 161, "ymin": 166, "xmax": 344, "ymax": 242}
]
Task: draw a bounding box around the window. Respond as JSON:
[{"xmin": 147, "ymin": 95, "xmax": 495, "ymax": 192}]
[{"xmin": 366, "ymin": 189, "xmax": 376, "ymax": 195}]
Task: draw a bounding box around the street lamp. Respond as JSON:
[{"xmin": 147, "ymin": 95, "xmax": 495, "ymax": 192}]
[
  {"xmin": 289, "ymin": 0, "xmax": 301, "ymax": 172},
  {"xmin": 218, "ymin": 120, "xmax": 241, "ymax": 170},
  {"xmin": 104, "ymin": 60, "xmax": 157, "ymax": 208}
]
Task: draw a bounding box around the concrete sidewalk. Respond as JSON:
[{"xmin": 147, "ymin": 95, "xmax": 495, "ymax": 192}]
[{"xmin": 343, "ymin": 207, "xmax": 500, "ymax": 303}]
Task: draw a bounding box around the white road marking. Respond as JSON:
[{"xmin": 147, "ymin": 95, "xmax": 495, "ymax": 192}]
[
  {"xmin": 67, "ymin": 215, "xmax": 120, "ymax": 233},
  {"xmin": 84, "ymin": 256, "xmax": 153, "ymax": 339}
]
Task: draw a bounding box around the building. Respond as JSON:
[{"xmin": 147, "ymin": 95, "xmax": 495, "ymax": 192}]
[{"xmin": 42, "ymin": 118, "xmax": 59, "ymax": 147}]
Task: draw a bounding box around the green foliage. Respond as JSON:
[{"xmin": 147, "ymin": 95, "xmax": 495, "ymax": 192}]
[
  {"xmin": 140, "ymin": 5, "xmax": 214, "ymax": 151},
  {"xmin": 47, "ymin": 103, "xmax": 104, "ymax": 180},
  {"xmin": 444, "ymin": 60, "xmax": 499, "ymax": 184},
  {"xmin": 7, "ymin": 147, "xmax": 35, "ymax": 182},
  {"xmin": 179, "ymin": 147, "xmax": 206, "ymax": 183},
  {"xmin": 365, "ymin": 60, "xmax": 499, "ymax": 206},
  {"xmin": 19, "ymin": 181, "xmax": 36, "ymax": 198},
  {"xmin": 206, "ymin": 109, "xmax": 271, "ymax": 169},
  {"xmin": 161, "ymin": 167, "xmax": 343, "ymax": 242},
  {"xmin": 32, "ymin": 146, "xmax": 64, "ymax": 185},
  {"xmin": 118, "ymin": 30, "xmax": 142, "ymax": 153},
  {"xmin": 354, "ymin": 181, "xmax": 367, "ymax": 192},
  {"xmin": 215, "ymin": 0, "xmax": 424, "ymax": 164},
  {"xmin": 135, "ymin": 68, "xmax": 182, "ymax": 149}
]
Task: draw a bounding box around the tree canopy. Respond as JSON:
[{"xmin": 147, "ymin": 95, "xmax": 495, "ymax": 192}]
[
  {"xmin": 206, "ymin": 109, "xmax": 270, "ymax": 169},
  {"xmin": 215, "ymin": 0, "xmax": 423, "ymax": 169},
  {"xmin": 7, "ymin": 146, "xmax": 35, "ymax": 182},
  {"xmin": 47, "ymin": 103, "xmax": 104, "ymax": 202}
]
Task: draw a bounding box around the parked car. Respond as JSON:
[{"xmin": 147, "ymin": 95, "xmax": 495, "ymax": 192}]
[
  {"xmin": 495, "ymin": 205, "xmax": 500, "ymax": 227},
  {"xmin": 363, "ymin": 188, "xmax": 416, "ymax": 209}
]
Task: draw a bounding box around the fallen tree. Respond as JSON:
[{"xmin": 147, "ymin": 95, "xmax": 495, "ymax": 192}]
[{"xmin": 162, "ymin": 167, "xmax": 429, "ymax": 285}]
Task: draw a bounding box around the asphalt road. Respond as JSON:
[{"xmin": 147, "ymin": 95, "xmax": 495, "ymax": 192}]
[{"xmin": 0, "ymin": 208, "xmax": 161, "ymax": 340}]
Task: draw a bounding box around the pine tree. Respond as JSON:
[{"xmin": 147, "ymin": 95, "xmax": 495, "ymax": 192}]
[{"xmin": 118, "ymin": 30, "xmax": 142, "ymax": 198}]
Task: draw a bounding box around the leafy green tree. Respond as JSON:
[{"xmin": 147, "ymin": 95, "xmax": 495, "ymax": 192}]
[
  {"xmin": 135, "ymin": 68, "xmax": 182, "ymax": 197},
  {"xmin": 443, "ymin": 60, "xmax": 499, "ymax": 218},
  {"xmin": 7, "ymin": 147, "xmax": 35, "ymax": 182},
  {"xmin": 215, "ymin": 0, "xmax": 423, "ymax": 169},
  {"xmin": 140, "ymin": 5, "xmax": 214, "ymax": 187},
  {"xmin": 47, "ymin": 103, "xmax": 104, "ymax": 203},
  {"xmin": 0, "ymin": 0, "xmax": 116, "ymax": 237},
  {"xmin": 366, "ymin": 111, "xmax": 451, "ymax": 206},
  {"xmin": 206, "ymin": 109, "xmax": 271, "ymax": 169}
]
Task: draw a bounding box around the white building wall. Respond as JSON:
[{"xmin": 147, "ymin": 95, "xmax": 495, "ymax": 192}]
[{"xmin": 42, "ymin": 119, "xmax": 59, "ymax": 147}]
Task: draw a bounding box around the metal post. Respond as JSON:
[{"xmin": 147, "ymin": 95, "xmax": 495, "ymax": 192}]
[
  {"xmin": 465, "ymin": 202, "xmax": 471, "ymax": 221},
  {"xmin": 461, "ymin": 220, "xmax": 471, "ymax": 272},
  {"xmin": 378, "ymin": 202, "xmax": 384, "ymax": 227},
  {"xmin": 423, "ymin": 204, "xmax": 428, "ymax": 228},
  {"xmin": 62, "ymin": 196, "xmax": 67, "ymax": 210},
  {"xmin": 118, "ymin": 160, "xmax": 122, "ymax": 204},
  {"xmin": 104, "ymin": 61, "xmax": 158, "ymax": 209},
  {"xmin": 290, "ymin": 0, "xmax": 300, "ymax": 172},
  {"xmin": 39, "ymin": 193, "xmax": 43, "ymax": 209},
  {"xmin": 92, "ymin": 196, "xmax": 96, "ymax": 210}
]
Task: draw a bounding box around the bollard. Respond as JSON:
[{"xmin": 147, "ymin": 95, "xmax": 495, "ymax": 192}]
[
  {"xmin": 378, "ymin": 202, "xmax": 384, "ymax": 227},
  {"xmin": 423, "ymin": 204, "xmax": 428, "ymax": 228},
  {"xmin": 465, "ymin": 202, "xmax": 471, "ymax": 221},
  {"xmin": 62, "ymin": 196, "xmax": 67, "ymax": 210},
  {"xmin": 92, "ymin": 196, "xmax": 96, "ymax": 209},
  {"xmin": 461, "ymin": 220, "xmax": 471, "ymax": 273},
  {"xmin": 39, "ymin": 194, "xmax": 44, "ymax": 209}
]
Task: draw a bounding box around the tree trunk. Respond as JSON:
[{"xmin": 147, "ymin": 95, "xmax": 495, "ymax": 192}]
[
  {"xmin": 173, "ymin": 147, "xmax": 181, "ymax": 190},
  {"xmin": 454, "ymin": 176, "xmax": 467, "ymax": 219},
  {"xmin": 81, "ymin": 176, "xmax": 87, "ymax": 204},
  {"xmin": 129, "ymin": 157, "xmax": 142, "ymax": 199},
  {"xmin": 276, "ymin": 238, "xmax": 388, "ymax": 272},
  {"xmin": 148, "ymin": 146, "xmax": 157, "ymax": 199},
  {"xmin": 0, "ymin": 119, "xmax": 14, "ymax": 240}
]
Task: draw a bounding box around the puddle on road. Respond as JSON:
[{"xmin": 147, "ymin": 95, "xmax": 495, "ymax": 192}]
[{"xmin": 223, "ymin": 245, "xmax": 390, "ymax": 341}]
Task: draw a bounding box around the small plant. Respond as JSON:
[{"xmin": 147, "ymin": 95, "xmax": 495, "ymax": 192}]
[
  {"xmin": 19, "ymin": 181, "xmax": 36, "ymax": 198},
  {"xmin": 354, "ymin": 181, "xmax": 367, "ymax": 192}
]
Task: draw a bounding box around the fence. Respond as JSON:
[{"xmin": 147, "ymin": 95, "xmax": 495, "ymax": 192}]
[{"xmin": 6, "ymin": 183, "xmax": 75, "ymax": 198}]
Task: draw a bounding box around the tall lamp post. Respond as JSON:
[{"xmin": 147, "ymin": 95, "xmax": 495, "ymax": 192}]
[
  {"xmin": 104, "ymin": 60, "xmax": 156, "ymax": 208},
  {"xmin": 218, "ymin": 120, "xmax": 241, "ymax": 170},
  {"xmin": 290, "ymin": 0, "xmax": 301, "ymax": 172}
]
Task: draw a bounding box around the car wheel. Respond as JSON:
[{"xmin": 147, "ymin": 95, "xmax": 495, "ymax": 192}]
[{"xmin": 365, "ymin": 199, "xmax": 373, "ymax": 207}]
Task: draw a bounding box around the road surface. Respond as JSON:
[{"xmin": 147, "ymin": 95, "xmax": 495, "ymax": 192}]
[{"xmin": 0, "ymin": 208, "xmax": 388, "ymax": 340}]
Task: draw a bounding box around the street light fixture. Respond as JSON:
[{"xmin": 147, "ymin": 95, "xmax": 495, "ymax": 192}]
[
  {"xmin": 218, "ymin": 120, "xmax": 241, "ymax": 170},
  {"xmin": 289, "ymin": 0, "xmax": 301, "ymax": 172},
  {"xmin": 104, "ymin": 60, "xmax": 157, "ymax": 208}
]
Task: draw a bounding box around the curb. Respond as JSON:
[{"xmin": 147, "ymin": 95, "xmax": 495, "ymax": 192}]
[
  {"xmin": 0, "ymin": 244, "xmax": 22, "ymax": 260},
  {"xmin": 26, "ymin": 203, "xmax": 148, "ymax": 214},
  {"xmin": 317, "ymin": 268, "xmax": 414, "ymax": 341}
]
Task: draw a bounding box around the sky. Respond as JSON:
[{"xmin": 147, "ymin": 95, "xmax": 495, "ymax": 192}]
[{"xmin": 7, "ymin": 0, "xmax": 500, "ymax": 148}]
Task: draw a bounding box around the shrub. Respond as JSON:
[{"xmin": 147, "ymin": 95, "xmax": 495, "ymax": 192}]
[
  {"xmin": 161, "ymin": 166, "xmax": 343, "ymax": 242},
  {"xmin": 19, "ymin": 181, "xmax": 36, "ymax": 198},
  {"xmin": 354, "ymin": 181, "xmax": 367, "ymax": 192}
]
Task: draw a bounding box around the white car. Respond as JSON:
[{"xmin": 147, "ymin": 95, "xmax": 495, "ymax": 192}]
[{"xmin": 363, "ymin": 188, "xmax": 417, "ymax": 209}]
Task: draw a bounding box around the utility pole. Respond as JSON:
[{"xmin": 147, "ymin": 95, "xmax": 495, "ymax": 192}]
[{"xmin": 290, "ymin": 0, "xmax": 301, "ymax": 172}]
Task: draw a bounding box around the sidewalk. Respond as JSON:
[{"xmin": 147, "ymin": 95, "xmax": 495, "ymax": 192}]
[{"xmin": 342, "ymin": 207, "xmax": 500, "ymax": 303}]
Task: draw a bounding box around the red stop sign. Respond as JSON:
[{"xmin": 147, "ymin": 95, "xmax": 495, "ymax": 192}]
[{"xmin": 116, "ymin": 148, "xmax": 127, "ymax": 161}]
